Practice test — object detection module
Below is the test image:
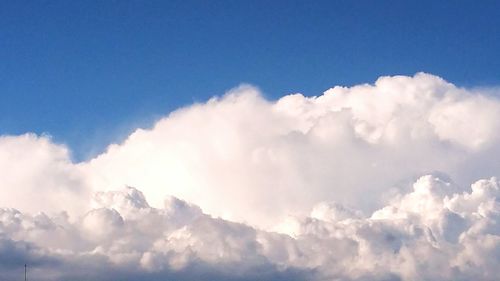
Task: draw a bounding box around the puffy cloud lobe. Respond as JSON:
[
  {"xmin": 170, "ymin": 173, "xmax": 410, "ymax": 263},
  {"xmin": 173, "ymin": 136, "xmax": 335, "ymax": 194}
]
[
  {"xmin": 0, "ymin": 176, "xmax": 498, "ymax": 280},
  {"xmin": 0, "ymin": 187, "xmax": 311, "ymax": 280},
  {"xmin": 0, "ymin": 134, "xmax": 90, "ymax": 215}
]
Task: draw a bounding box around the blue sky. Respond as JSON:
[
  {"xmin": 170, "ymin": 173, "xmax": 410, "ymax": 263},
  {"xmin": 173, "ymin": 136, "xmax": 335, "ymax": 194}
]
[{"xmin": 1, "ymin": 0, "xmax": 499, "ymax": 160}]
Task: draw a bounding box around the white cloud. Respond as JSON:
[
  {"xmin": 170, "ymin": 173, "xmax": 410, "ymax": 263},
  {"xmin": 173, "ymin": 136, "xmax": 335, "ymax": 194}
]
[
  {"xmin": 84, "ymin": 73, "xmax": 500, "ymax": 228},
  {"xmin": 0, "ymin": 134, "xmax": 90, "ymax": 216},
  {"xmin": 0, "ymin": 176, "xmax": 498, "ymax": 280},
  {"xmin": 0, "ymin": 73, "xmax": 499, "ymax": 280}
]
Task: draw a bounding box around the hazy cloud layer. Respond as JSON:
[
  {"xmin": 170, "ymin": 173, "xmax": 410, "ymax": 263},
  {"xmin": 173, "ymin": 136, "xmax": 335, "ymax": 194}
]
[{"xmin": 0, "ymin": 73, "xmax": 499, "ymax": 280}]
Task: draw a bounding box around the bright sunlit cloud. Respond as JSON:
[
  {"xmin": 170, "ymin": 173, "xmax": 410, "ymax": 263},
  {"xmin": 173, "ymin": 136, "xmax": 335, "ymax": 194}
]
[{"xmin": 1, "ymin": 73, "xmax": 499, "ymax": 281}]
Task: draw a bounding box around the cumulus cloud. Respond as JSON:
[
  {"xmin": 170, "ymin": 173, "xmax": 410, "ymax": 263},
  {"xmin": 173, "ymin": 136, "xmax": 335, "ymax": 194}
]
[
  {"xmin": 0, "ymin": 73, "xmax": 499, "ymax": 280},
  {"xmin": 84, "ymin": 73, "xmax": 500, "ymax": 228},
  {"xmin": 0, "ymin": 176, "xmax": 498, "ymax": 280},
  {"xmin": 0, "ymin": 134, "xmax": 90, "ymax": 215}
]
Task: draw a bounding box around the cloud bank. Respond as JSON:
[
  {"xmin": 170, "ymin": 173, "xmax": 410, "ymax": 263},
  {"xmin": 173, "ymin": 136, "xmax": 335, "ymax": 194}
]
[{"xmin": 0, "ymin": 73, "xmax": 499, "ymax": 280}]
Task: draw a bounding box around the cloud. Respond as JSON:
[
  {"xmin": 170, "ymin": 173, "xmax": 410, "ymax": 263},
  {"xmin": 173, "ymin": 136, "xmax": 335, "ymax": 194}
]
[
  {"xmin": 0, "ymin": 176, "xmax": 498, "ymax": 280},
  {"xmin": 0, "ymin": 187, "xmax": 313, "ymax": 281},
  {"xmin": 84, "ymin": 73, "xmax": 500, "ymax": 228},
  {"xmin": 0, "ymin": 73, "xmax": 499, "ymax": 280},
  {"xmin": 0, "ymin": 134, "xmax": 90, "ymax": 215}
]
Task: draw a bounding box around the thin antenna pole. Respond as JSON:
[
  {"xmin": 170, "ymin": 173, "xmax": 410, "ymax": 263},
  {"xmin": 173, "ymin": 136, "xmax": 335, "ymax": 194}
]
[{"xmin": 24, "ymin": 264, "xmax": 27, "ymax": 281}]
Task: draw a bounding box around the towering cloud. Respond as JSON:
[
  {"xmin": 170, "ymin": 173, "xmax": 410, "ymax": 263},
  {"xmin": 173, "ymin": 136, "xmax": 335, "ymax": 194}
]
[
  {"xmin": 0, "ymin": 73, "xmax": 499, "ymax": 280},
  {"xmin": 85, "ymin": 73, "xmax": 500, "ymax": 227}
]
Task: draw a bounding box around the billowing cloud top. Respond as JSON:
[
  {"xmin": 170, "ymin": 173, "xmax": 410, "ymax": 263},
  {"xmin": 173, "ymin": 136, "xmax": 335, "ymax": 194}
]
[{"xmin": 0, "ymin": 73, "xmax": 499, "ymax": 280}]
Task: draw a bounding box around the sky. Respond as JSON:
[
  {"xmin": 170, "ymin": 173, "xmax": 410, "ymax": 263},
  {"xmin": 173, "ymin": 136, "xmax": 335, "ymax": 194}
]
[
  {"xmin": 1, "ymin": 0, "xmax": 500, "ymax": 160},
  {"xmin": 1, "ymin": 1, "xmax": 500, "ymax": 281}
]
